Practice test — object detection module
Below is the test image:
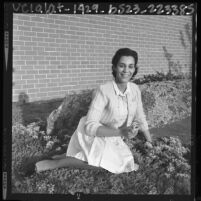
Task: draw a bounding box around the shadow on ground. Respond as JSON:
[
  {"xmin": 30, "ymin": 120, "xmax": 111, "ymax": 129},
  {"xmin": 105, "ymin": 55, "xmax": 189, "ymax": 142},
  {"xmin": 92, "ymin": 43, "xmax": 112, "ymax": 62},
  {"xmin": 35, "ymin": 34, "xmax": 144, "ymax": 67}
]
[
  {"xmin": 150, "ymin": 116, "xmax": 191, "ymax": 145},
  {"xmin": 12, "ymin": 100, "xmax": 192, "ymax": 146}
]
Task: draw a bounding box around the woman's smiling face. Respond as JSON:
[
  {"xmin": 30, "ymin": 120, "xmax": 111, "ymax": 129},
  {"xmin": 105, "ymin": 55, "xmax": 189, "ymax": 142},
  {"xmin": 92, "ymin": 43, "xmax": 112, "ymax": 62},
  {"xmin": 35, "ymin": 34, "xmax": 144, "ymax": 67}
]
[{"xmin": 114, "ymin": 56, "xmax": 135, "ymax": 84}]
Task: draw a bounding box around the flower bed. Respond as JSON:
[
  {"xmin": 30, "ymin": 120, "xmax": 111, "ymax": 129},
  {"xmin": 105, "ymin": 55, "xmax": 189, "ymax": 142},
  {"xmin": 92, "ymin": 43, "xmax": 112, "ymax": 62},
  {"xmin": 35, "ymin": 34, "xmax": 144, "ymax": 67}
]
[
  {"xmin": 12, "ymin": 78, "xmax": 192, "ymax": 194},
  {"xmin": 46, "ymin": 79, "xmax": 191, "ymax": 136},
  {"xmin": 12, "ymin": 122, "xmax": 191, "ymax": 194}
]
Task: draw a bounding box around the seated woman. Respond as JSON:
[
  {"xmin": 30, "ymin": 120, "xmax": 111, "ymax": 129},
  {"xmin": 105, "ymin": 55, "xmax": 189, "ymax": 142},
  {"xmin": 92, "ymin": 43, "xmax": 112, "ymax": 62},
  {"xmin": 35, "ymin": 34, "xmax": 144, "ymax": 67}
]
[{"xmin": 36, "ymin": 48, "xmax": 153, "ymax": 174}]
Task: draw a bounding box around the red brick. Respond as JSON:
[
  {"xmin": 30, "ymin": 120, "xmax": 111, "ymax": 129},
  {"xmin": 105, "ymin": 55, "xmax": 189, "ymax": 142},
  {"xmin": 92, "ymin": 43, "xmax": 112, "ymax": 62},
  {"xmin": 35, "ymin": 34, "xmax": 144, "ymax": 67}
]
[
  {"xmin": 18, "ymin": 25, "xmax": 31, "ymax": 31},
  {"xmin": 27, "ymin": 79, "xmax": 38, "ymax": 84},
  {"xmin": 13, "ymin": 89, "xmax": 28, "ymax": 94},
  {"xmin": 22, "ymin": 75, "xmax": 34, "ymax": 79},
  {"xmin": 48, "ymin": 82, "xmax": 58, "ymax": 87},
  {"xmin": 47, "ymin": 91, "xmax": 61, "ymax": 96},
  {"xmin": 13, "ymin": 50, "xmax": 25, "ymax": 55},
  {"xmin": 28, "ymin": 88, "xmax": 39, "ymax": 93},
  {"xmin": 36, "ymin": 92, "xmax": 48, "ymax": 97},
  {"xmin": 26, "ymin": 61, "xmax": 37, "ymax": 65},
  {"xmin": 47, "ymin": 74, "xmax": 58, "ymax": 78},
  {"xmin": 18, "ymin": 36, "xmax": 32, "ymax": 41},
  {"xmin": 50, "ymin": 78, "xmax": 61, "ymax": 83},
  {"xmin": 32, "ymin": 37, "xmax": 45, "ymax": 42},
  {"xmin": 25, "ymin": 41, "xmax": 38, "ymax": 46},
  {"xmin": 35, "ymin": 83, "xmax": 47, "ymax": 88},
  {"xmin": 37, "ymin": 32, "xmax": 49, "ymax": 37},
  {"xmin": 13, "ymin": 19, "xmax": 24, "ymax": 25},
  {"xmin": 25, "ymin": 51, "xmax": 37, "ymax": 56},
  {"xmin": 13, "ymin": 84, "xmax": 23, "ymax": 90},
  {"xmin": 14, "ymin": 70, "xmax": 26, "ymax": 75},
  {"xmin": 14, "ymin": 61, "xmax": 26, "ymax": 65},
  {"xmin": 13, "ymin": 41, "xmax": 25, "ymax": 46},
  {"xmin": 37, "ymin": 61, "xmax": 49, "ymax": 66},
  {"xmin": 39, "ymin": 70, "xmax": 50, "ymax": 74},
  {"xmin": 17, "ymin": 14, "xmax": 31, "ymax": 21},
  {"xmin": 26, "ymin": 70, "xmax": 38, "ymax": 74},
  {"xmin": 34, "ymin": 66, "xmax": 46, "ymax": 70},
  {"xmin": 12, "ymin": 14, "xmax": 192, "ymax": 102},
  {"xmin": 36, "ymin": 22, "xmax": 49, "ymax": 28},
  {"xmin": 31, "ymin": 27, "xmax": 44, "ymax": 32},
  {"xmin": 23, "ymin": 84, "xmax": 34, "ymax": 89}
]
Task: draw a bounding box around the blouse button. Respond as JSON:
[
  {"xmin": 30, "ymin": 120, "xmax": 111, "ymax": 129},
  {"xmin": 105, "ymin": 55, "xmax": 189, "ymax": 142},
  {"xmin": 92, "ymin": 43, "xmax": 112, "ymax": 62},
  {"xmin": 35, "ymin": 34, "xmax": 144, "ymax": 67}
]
[{"xmin": 112, "ymin": 119, "xmax": 116, "ymax": 123}]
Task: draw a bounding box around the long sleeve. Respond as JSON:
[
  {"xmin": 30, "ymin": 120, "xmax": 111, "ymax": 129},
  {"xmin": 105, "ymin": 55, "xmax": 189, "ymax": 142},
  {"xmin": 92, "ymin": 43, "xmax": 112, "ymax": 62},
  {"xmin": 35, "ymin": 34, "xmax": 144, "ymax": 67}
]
[
  {"xmin": 84, "ymin": 86, "xmax": 108, "ymax": 137},
  {"xmin": 135, "ymin": 86, "xmax": 149, "ymax": 130}
]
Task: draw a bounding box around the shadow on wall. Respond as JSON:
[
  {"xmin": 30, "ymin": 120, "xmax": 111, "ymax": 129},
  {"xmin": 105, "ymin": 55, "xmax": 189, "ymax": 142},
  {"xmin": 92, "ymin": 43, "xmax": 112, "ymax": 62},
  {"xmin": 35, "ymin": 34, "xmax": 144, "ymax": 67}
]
[
  {"xmin": 162, "ymin": 46, "xmax": 183, "ymax": 75},
  {"xmin": 179, "ymin": 23, "xmax": 192, "ymax": 49},
  {"xmin": 12, "ymin": 91, "xmax": 29, "ymax": 125},
  {"xmin": 184, "ymin": 23, "xmax": 192, "ymax": 44},
  {"xmin": 18, "ymin": 92, "xmax": 29, "ymax": 105},
  {"xmin": 162, "ymin": 23, "xmax": 192, "ymax": 76}
]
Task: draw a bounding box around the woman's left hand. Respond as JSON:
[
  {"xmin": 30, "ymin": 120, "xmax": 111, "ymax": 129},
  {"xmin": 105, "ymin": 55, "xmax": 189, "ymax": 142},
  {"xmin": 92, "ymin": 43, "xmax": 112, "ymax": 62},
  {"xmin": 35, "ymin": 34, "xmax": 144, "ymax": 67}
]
[
  {"xmin": 127, "ymin": 122, "xmax": 139, "ymax": 139},
  {"xmin": 144, "ymin": 141, "xmax": 153, "ymax": 149}
]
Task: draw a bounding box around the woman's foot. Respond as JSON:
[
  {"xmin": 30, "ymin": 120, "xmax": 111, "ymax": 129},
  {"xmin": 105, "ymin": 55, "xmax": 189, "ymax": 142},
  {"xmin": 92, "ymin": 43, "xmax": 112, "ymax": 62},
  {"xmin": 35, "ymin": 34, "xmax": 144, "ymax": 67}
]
[{"xmin": 35, "ymin": 160, "xmax": 56, "ymax": 173}]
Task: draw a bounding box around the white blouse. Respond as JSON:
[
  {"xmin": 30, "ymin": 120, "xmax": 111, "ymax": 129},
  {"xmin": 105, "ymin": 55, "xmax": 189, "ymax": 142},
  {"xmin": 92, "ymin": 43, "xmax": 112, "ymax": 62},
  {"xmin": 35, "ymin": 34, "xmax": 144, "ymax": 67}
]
[
  {"xmin": 84, "ymin": 80, "xmax": 148, "ymax": 137},
  {"xmin": 66, "ymin": 80, "xmax": 148, "ymax": 173}
]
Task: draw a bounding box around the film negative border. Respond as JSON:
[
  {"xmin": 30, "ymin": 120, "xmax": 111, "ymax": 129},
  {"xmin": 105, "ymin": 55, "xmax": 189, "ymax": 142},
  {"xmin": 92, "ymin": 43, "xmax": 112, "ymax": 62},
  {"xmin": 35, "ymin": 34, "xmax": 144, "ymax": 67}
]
[{"xmin": 12, "ymin": 2, "xmax": 196, "ymax": 15}]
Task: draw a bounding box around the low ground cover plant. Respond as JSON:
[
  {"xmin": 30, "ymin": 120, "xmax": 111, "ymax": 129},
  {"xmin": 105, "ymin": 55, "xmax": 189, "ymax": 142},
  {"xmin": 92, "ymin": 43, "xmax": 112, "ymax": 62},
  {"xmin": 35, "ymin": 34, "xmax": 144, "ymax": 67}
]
[
  {"xmin": 12, "ymin": 73, "xmax": 192, "ymax": 194},
  {"xmin": 12, "ymin": 121, "xmax": 191, "ymax": 194}
]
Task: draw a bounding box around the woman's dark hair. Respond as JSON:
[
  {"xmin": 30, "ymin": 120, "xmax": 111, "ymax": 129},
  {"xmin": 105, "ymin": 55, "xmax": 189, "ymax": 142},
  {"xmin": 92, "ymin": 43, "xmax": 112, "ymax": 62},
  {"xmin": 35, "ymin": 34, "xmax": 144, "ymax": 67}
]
[{"xmin": 112, "ymin": 48, "xmax": 138, "ymax": 78}]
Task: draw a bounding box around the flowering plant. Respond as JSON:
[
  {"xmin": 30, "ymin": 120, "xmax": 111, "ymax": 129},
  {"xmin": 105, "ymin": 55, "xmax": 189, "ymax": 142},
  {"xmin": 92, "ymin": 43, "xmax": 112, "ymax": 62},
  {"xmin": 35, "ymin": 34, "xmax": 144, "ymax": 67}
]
[{"xmin": 129, "ymin": 135, "xmax": 191, "ymax": 194}]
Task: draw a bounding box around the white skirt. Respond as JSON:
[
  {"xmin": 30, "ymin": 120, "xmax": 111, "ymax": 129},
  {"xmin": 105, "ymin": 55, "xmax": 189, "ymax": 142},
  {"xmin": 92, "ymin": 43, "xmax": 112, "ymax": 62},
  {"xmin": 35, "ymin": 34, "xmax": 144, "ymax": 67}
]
[{"xmin": 66, "ymin": 116, "xmax": 139, "ymax": 174}]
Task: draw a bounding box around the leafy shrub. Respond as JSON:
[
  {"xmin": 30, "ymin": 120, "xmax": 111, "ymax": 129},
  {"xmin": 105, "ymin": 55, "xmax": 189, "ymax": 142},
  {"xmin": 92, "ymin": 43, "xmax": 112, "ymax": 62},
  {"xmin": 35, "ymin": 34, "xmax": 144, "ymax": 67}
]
[
  {"xmin": 141, "ymin": 90, "xmax": 156, "ymax": 114},
  {"xmin": 12, "ymin": 103, "xmax": 23, "ymax": 124},
  {"xmin": 47, "ymin": 79, "xmax": 191, "ymax": 139},
  {"xmin": 47, "ymin": 90, "xmax": 93, "ymax": 137},
  {"xmin": 139, "ymin": 79, "xmax": 191, "ymax": 128},
  {"xmin": 133, "ymin": 71, "xmax": 190, "ymax": 85},
  {"xmin": 12, "ymin": 74, "xmax": 192, "ymax": 195},
  {"xmin": 126, "ymin": 135, "xmax": 191, "ymax": 194},
  {"xmin": 12, "ymin": 127, "xmax": 191, "ymax": 194},
  {"xmin": 12, "ymin": 122, "xmax": 61, "ymax": 184}
]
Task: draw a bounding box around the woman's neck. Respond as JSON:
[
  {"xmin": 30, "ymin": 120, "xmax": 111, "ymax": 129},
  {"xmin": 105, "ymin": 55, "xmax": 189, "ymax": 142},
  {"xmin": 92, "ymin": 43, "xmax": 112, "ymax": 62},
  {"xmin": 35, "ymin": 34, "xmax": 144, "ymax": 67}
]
[{"xmin": 115, "ymin": 81, "xmax": 127, "ymax": 94}]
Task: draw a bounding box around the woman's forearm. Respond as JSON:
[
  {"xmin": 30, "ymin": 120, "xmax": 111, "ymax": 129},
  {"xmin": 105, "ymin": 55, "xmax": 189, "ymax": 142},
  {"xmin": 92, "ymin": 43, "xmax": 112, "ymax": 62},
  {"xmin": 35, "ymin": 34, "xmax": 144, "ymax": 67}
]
[
  {"xmin": 96, "ymin": 126, "xmax": 122, "ymax": 138},
  {"xmin": 141, "ymin": 128, "xmax": 152, "ymax": 142}
]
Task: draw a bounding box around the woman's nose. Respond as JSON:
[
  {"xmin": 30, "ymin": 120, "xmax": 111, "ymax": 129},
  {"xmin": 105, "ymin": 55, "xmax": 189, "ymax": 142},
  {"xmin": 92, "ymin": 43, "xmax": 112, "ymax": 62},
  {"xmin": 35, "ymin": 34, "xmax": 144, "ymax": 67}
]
[{"xmin": 123, "ymin": 66, "xmax": 129, "ymax": 72}]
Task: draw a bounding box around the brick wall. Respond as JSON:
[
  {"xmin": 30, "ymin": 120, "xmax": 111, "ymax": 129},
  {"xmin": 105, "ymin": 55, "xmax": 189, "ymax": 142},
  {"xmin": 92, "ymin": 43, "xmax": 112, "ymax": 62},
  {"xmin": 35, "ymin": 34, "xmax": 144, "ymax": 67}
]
[{"xmin": 13, "ymin": 14, "xmax": 192, "ymax": 102}]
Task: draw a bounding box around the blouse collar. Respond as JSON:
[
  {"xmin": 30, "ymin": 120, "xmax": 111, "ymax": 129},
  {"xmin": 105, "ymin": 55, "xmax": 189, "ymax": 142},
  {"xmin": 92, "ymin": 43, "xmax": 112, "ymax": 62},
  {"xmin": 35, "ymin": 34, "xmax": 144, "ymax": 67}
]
[{"xmin": 112, "ymin": 80, "xmax": 131, "ymax": 97}]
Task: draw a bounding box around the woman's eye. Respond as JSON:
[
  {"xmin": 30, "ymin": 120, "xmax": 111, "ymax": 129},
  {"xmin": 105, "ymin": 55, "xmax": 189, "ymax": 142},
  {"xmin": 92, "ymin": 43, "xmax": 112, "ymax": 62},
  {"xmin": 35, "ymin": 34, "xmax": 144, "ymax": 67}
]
[
  {"xmin": 119, "ymin": 64, "xmax": 125, "ymax": 68},
  {"xmin": 129, "ymin": 65, "xmax": 134, "ymax": 69}
]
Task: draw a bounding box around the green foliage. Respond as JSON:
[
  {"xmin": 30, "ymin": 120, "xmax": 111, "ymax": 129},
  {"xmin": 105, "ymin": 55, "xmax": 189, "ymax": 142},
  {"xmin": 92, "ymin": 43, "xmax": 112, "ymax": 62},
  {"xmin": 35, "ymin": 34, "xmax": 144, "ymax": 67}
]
[
  {"xmin": 22, "ymin": 98, "xmax": 63, "ymax": 126},
  {"xmin": 12, "ymin": 75, "xmax": 192, "ymax": 195},
  {"xmin": 139, "ymin": 79, "xmax": 191, "ymax": 128},
  {"xmin": 12, "ymin": 122, "xmax": 61, "ymax": 180},
  {"xmin": 50, "ymin": 90, "xmax": 93, "ymax": 136},
  {"xmin": 12, "ymin": 103, "xmax": 23, "ymax": 124},
  {"xmin": 47, "ymin": 79, "xmax": 191, "ymax": 139},
  {"xmin": 127, "ymin": 135, "xmax": 191, "ymax": 194},
  {"xmin": 133, "ymin": 71, "xmax": 190, "ymax": 85},
  {"xmin": 12, "ymin": 121, "xmax": 191, "ymax": 195},
  {"xmin": 141, "ymin": 90, "xmax": 156, "ymax": 114}
]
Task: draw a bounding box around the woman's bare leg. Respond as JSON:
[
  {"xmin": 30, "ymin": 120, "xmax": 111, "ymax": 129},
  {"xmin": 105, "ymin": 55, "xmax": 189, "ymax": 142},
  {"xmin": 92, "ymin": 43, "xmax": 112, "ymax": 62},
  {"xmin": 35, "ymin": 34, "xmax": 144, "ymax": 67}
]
[
  {"xmin": 35, "ymin": 156, "xmax": 102, "ymax": 173},
  {"xmin": 51, "ymin": 153, "xmax": 66, "ymax": 160}
]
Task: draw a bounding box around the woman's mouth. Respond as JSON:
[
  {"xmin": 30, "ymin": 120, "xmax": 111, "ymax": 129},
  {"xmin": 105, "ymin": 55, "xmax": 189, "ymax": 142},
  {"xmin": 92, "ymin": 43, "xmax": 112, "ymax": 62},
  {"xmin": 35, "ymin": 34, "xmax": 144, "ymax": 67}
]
[{"xmin": 121, "ymin": 74, "xmax": 131, "ymax": 78}]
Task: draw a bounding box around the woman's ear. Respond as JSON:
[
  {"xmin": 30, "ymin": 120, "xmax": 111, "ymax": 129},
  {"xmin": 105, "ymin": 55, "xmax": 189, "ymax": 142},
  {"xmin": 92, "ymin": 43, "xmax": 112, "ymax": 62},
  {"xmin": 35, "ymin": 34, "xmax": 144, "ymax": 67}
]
[
  {"xmin": 135, "ymin": 65, "xmax": 139, "ymax": 73},
  {"xmin": 112, "ymin": 65, "xmax": 116, "ymax": 76}
]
